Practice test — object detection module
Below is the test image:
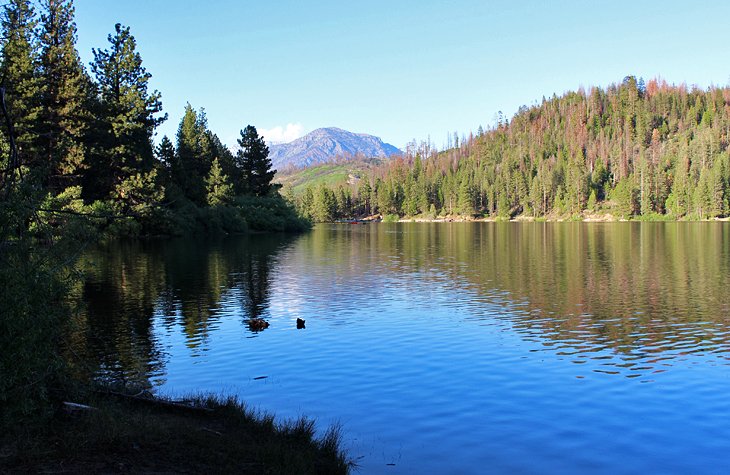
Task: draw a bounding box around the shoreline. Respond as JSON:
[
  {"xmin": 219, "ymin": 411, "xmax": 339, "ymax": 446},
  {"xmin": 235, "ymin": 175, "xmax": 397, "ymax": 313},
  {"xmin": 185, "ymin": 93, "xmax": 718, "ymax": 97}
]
[
  {"xmin": 1, "ymin": 389, "xmax": 351, "ymax": 474},
  {"xmin": 335, "ymin": 213, "xmax": 730, "ymax": 224}
]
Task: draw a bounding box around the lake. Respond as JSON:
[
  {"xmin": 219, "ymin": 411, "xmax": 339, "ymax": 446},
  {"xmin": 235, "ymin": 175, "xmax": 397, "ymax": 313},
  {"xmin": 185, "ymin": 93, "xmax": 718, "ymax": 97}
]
[{"xmin": 72, "ymin": 222, "xmax": 730, "ymax": 474}]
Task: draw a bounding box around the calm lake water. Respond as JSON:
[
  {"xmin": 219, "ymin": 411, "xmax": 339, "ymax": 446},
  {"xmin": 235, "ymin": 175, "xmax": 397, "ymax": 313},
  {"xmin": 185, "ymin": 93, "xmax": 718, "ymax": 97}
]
[{"xmin": 73, "ymin": 223, "xmax": 730, "ymax": 474}]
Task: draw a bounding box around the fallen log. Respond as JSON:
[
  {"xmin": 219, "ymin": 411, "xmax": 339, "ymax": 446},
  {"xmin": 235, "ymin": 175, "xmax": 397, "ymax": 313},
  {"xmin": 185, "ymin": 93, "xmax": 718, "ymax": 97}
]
[{"xmin": 63, "ymin": 401, "xmax": 97, "ymax": 413}]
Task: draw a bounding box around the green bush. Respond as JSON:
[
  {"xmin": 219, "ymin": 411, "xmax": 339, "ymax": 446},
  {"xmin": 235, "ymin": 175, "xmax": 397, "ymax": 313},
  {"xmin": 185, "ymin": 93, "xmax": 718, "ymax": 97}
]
[
  {"xmin": 236, "ymin": 194, "xmax": 311, "ymax": 232},
  {"xmin": 201, "ymin": 205, "xmax": 248, "ymax": 234},
  {"xmin": 567, "ymin": 213, "xmax": 584, "ymax": 222},
  {"xmin": 0, "ymin": 237, "xmax": 71, "ymax": 426},
  {"xmin": 634, "ymin": 212, "xmax": 674, "ymax": 222}
]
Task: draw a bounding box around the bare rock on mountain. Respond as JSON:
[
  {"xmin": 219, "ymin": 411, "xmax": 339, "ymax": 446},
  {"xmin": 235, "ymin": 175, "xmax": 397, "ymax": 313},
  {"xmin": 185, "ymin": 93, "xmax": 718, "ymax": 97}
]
[{"xmin": 268, "ymin": 127, "xmax": 401, "ymax": 169}]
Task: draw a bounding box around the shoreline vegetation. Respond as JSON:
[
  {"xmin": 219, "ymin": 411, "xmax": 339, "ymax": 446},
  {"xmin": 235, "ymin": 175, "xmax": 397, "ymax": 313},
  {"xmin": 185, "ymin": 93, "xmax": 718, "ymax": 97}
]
[
  {"xmin": 331, "ymin": 211, "xmax": 730, "ymax": 224},
  {"xmin": 0, "ymin": 1, "xmax": 337, "ymax": 473},
  {"xmin": 2, "ymin": 386, "xmax": 351, "ymax": 474}
]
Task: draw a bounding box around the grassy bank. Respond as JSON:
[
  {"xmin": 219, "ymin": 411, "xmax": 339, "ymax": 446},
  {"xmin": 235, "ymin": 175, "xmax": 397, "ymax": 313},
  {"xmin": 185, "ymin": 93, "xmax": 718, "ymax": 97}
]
[{"xmin": 1, "ymin": 389, "xmax": 351, "ymax": 474}]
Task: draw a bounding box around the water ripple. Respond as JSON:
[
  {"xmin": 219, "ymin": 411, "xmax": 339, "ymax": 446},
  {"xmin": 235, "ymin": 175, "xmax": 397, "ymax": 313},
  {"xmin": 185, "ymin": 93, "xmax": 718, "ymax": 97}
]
[{"xmin": 74, "ymin": 223, "xmax": 730, "ymax": 474}]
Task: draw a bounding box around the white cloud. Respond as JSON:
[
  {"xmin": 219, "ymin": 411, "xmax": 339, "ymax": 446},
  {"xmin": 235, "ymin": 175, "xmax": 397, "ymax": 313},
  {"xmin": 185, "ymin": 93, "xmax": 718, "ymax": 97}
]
[{"xmin": 259, "ymin": 123, "xmax": 305, "ymax": 145}]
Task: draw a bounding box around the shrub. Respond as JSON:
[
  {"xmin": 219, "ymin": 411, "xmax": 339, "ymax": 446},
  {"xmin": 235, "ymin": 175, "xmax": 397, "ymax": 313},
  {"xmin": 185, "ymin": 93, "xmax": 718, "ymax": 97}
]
[{"xmin": 236, "ymin": 194, "xmax": 311, "ymax": 232}]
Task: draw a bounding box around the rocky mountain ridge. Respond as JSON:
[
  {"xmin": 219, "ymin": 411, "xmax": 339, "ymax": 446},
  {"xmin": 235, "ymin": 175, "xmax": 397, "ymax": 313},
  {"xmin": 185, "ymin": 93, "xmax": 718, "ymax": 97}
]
[{"xmin": 268, "ymin": 127, "xmax": 401, "ymax": 169}]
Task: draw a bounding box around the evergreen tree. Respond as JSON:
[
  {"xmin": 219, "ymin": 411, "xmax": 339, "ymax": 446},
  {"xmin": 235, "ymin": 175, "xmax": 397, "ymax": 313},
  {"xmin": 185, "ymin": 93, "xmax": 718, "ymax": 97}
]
[
  {"xmin": 112, "ymin": 168, "xmax": 163, "ymax": 216},
  {"xmin": 172, "ymin": 104, "xmax": 210, "ymax": 204},
  {"xmin": 457, "ymin": 179, "xmax": 475, "ymax": 215},
  {"xmin": 612, "ymin": 176, "xmax": 638, "ymax": 218},
  {"xmin": 357, "ymin": 179, "xmax": 372, "ymax": 215},
  {"xmin": 207, "ymin": 131, "xmax": 236, "ymax": 181},
  {"xmin": 88, "ymin": 22, "xmax": 165, "ymax": 199},
  {"xmin": 564, "ymin": 157, "xmax": 588, "ymax": 214},
  {"xmin": 205, "ymin": 158, "xmax": 234, "ymax": 207},
  {"xmin": 39, "ymin": 0, "xmax": 92, "ymax": 189},
  {"xmin": 586, "ymin": 189, "xmax": 597, "ymax": 211},
  {"xmin": 235, "ymin": 125, "xmax": 275, "ymax": 196},
  {"xmin": 335, "ymin": 185, "xmax": 350, "ymax": 218},
  {"xmin": 402, "ymin": 176, "xmax": 418, "ymax": 216},
  {"xmin": 376, "ymin": 179, "xmax": 396, "ymax": 214},
  {"xmin": 298, "ymin": 185, "xmax": 314, "ymax": 220},
  {"xmin": 0, "ymin": 0, "xmax": 43, "ymax": 168},
  {"xmin": 312, "ymin": 184, "xmax": 336, "ymax": 222},
  {"xmin": 155, "ymin": 135, "xmax": 174, "ymax": 170},
  {"xmin": 497, "ymin": 193, "xmax": 510, "ymax": 218}
]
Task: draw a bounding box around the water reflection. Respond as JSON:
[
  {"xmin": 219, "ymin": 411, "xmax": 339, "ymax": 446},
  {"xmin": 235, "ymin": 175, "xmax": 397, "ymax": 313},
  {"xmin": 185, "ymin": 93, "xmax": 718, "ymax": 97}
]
[
  {"xmin": 269, "ymin": 222, "xmax": 730, "ymax": 379},
  {"xmin": 72, "ymin": 223, "xmax": 730, "ymax": 385},
  {"xmin": 69, "ymin": 222, "xmax": 730, "ymax": 474},
  {"xmin": 72, "ymin": 234, "xmax": 298, "ymax": 385}
]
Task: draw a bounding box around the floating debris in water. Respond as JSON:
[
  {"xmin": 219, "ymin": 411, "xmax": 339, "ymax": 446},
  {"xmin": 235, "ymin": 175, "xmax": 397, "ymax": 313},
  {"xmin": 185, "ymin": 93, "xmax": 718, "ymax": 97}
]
[{"xmin": 247, "ymin": 318, "xmax": 270, "ymax": 331}]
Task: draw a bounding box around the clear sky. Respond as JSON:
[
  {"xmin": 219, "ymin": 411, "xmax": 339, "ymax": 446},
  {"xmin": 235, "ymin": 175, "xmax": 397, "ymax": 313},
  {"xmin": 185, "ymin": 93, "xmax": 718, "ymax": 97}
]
[{"xmin": 73, "ymin": 0, "xmax": 730, "ymax": 150}]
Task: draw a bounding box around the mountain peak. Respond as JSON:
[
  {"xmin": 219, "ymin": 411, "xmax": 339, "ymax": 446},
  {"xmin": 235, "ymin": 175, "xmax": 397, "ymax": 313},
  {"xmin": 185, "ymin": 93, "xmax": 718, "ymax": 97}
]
[{"xmin": 269, "ymin": 128, "xmax": 401, "ymax": 169}]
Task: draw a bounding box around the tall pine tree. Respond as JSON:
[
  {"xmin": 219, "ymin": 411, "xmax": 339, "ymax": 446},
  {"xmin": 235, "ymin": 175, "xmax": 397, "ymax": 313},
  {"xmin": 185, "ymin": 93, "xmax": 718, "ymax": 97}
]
[
  {"xmin": 0, "ymin": 0, "xmax": 43, "ymax": 169},
  {"xmin": 205, "ymin": 158, "xmax": 234, "ymax": 207},
  {"xmin": 155, "ymin": 135, "xmax": 174, "ymax": 171},
  {"xmin": 87, "ymin": 22, "xmax": 165, "ymax": 199},
  {"xmin": 172, "ymin": 104, "xmax": 211, "ymax": 204},
  {"xmin": 39, "ymin": 0, "xmax": 92, "ymax": 190},
  {"xmin": 235, "ymin": 125, "xmax": 275, "ymax": 196}
]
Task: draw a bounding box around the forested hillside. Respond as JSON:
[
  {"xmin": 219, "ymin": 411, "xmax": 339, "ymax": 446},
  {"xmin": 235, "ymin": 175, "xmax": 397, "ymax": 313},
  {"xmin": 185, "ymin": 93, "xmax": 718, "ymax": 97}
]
[
  {"xmin": 293, "ymin": 77, "xmax": 730, "ymax": 221},
  {"xmin": 0, "ymin": 0, "xmax": 304, "ymax": 238}
]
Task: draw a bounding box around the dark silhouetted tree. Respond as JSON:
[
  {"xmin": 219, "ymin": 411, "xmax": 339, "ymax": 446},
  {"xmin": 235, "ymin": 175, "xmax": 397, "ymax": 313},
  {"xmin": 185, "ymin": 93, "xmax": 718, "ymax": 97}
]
[
  {"xmin": 235, "ymin": 125, "xmax": 275, "ymax": 196},
  {"xmin": 87, "ymin": 22, "xmax": 165, "ymax": 199},
  {"xmin": 39, "ymin": 0, "xmax": 92, "ymax": 189},
  {"xmin": 1, "ymin": 0, "xmax": 43, "ymax": 168}
]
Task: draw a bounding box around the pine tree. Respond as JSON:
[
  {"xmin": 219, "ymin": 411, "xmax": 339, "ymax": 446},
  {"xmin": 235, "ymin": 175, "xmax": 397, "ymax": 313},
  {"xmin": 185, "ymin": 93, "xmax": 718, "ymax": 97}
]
[
  {"xmin": 335, "ymin": 185, "xmax": 350, "ymax": 218},
  {"xmin": 39, "ymin": 0, "xmax": 92, "ymax": 189},
  {"xmin": 172, "ymin": 104, "xmax": 210, "ymax": 204},
  {"xmin": 207, "ymin": 132, "xmax": 236, "ymax": 182},
  {"xmin": 155, "ymin": 135, "xmax": 174, "ymax": 171},
  {"xmin": 457, "ymin": 178, "xmax": 475, "ymax": 215},
  {"xmin": 88, "ymin": 23, "xmax": 165, "ymax": 199},
  {"xmin": 402, "ymin": 176, "xmax": 418, "ymax": 216},
  {"xmin": 586, "ymin": 189, "xmax": 597, "ymax": 211},
  {"xmin": 298, "ymin": 185, "xmax": 314, "ymax": 220},
  {"xmin": 612, "ymin": 176, "xmax": 638, "ymax": 218},
  {"xmin": 235, "ymin": 125, "xmax": 275, "ymax": 196},
  {"xmin": 205, "ymin": 158, "xmax": 234, "ymax": 207},
  {"xmin": 312, "ymin": 185, "xmax": 336, "ymax": 222},
  {"xmin": 357, "ymin": 179, "xmax": 372, "ymax": 215},
  {"xmin": 0, "ymin": 0, "xmax": 43, "ymax": 168},
  {"xmin": 112, "ymin": 168, "xmax": 163, "ymax": 215}
]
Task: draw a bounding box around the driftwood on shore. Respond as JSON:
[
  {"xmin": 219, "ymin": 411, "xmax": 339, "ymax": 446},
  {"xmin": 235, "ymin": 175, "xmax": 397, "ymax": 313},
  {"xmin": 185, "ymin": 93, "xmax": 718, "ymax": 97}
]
[{"xmin": 63, "ymin": 401, "xmax": 97, "ymax": 413}]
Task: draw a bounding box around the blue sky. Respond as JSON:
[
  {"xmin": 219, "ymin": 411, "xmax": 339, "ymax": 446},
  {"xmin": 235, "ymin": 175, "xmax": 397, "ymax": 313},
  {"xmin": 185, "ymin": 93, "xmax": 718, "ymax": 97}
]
[{"xmin": 74, "ymin": 1, "xmax": 730, "ymax": 150}]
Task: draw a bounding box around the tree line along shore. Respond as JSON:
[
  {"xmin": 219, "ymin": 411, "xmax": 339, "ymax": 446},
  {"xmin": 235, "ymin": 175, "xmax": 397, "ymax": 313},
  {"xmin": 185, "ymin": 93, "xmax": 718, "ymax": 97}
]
[{"xmin": 287, "ymin": 76, "xmax": 730, "ymax": 223}]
